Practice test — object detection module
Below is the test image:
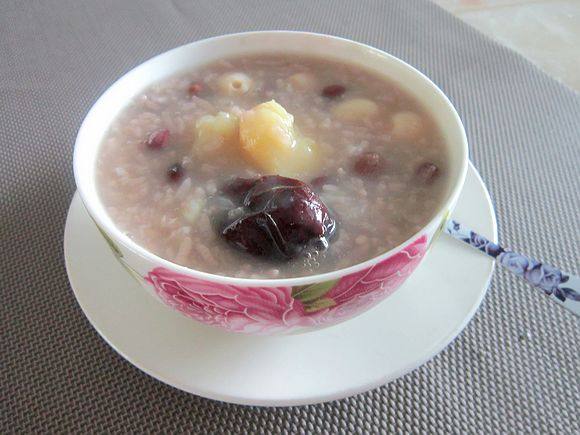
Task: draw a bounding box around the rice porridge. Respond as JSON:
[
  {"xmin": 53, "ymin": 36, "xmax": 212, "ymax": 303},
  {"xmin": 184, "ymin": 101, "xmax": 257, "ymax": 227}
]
[{"xmin": 96, "ymin": 55, "xmax": 450, "ymax": 278}]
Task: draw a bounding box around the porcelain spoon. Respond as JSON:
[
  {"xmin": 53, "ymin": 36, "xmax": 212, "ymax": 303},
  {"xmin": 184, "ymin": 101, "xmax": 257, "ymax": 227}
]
[{"xmin": 445, "ymin": 220, "xmax": 579, "ymax": 317}]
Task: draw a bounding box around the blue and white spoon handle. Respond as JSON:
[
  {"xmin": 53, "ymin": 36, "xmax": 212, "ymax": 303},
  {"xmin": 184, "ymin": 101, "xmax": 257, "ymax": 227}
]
[{"xmin": 445, "ymin": 220, "xmax": 580, "ymax": 317}]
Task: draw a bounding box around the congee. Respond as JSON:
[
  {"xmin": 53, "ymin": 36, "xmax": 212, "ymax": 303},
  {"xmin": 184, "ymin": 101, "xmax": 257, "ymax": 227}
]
[{"xmin": 96, "ymin": 55, "xmax": 449, "ymax": 278}]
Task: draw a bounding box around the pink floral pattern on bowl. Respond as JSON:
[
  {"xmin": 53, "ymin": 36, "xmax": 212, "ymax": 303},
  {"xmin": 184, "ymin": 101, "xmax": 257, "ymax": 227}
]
[{"xmin": 145, "ymin": 235, "xmax": 428, "ymax": 334}]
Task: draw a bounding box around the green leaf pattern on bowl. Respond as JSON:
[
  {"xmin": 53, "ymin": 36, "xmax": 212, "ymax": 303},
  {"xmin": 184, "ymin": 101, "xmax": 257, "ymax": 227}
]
[
  {"xmin": 92, "ymin": 218, "xmax": 144, "ymax": 285},
  {"xmin": 292, "ymin": 279, "xmax": 339, "ymax": 312}
]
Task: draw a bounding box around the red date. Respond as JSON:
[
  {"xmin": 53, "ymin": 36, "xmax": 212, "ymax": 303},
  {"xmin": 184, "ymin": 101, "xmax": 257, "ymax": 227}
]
[{"xmin": 216, "ymin": 176, "xmax": 337, "ymax": 260}]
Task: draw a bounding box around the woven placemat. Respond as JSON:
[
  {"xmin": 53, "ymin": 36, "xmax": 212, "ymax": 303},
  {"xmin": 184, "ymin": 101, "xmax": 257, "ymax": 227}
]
[{"xmin": 1, "ymin": 0, "xmax": 578, "ymax": 432}]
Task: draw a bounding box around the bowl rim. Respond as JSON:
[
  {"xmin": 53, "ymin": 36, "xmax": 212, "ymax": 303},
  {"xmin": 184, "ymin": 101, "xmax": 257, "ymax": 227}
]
[{"xmin": 74, "ymin": 30, "xmax": 469, "ymax": 287}]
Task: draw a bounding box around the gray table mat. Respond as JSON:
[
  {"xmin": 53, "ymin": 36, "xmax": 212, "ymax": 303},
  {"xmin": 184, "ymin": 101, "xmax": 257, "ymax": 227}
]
[{"xmin": 1, "ymin": 0, "xmax": 578, "ymax": 432}]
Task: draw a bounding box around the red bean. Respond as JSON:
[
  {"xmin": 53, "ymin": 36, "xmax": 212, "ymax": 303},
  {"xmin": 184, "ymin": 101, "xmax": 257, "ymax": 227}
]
[
  {"xmin": 188, "ymin": 82, "xmax": 203, "ymax": 96},
  {"xmin": 146, "ymin": 129, "xmax": 170, "ymax": 149},
  {"xmin": 167, "ymin": 163, "xmax": 183, "ymax": 182},
  {"xmin": 353, "ymin": 152, "xmax": 385, "ymax": 176},
  {"xmin": 322, "ymin": 84, "xmax": 346, "ymax": 98},
  {"xmin": 416, "ymin": 162, "xmax": 439, "ymax": 184}
]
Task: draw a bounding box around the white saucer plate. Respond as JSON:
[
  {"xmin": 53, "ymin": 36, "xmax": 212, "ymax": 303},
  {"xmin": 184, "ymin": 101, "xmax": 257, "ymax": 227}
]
[{"xmin": 64, "ymin": 162, "xmax": 496, "ymax": 406}]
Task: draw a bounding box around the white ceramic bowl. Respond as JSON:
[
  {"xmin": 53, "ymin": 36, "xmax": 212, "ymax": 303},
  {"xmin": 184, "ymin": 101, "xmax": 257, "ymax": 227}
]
[{"xmin": 74, "ymin": 31, "xmax": 468, "ymax": 335}]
